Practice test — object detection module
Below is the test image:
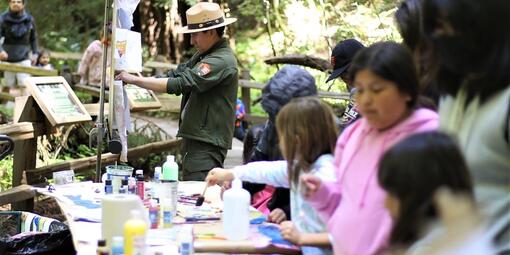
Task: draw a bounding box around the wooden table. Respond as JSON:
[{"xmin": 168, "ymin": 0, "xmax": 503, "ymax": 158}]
[{"xmin": 36, "ymin": 181, "xmax": 300, "ymax": 254}]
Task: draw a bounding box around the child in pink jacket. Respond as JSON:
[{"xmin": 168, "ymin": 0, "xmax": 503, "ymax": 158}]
[{"xmin": 302, "ymin": 42, "xmax": 439, "ymax": 255}]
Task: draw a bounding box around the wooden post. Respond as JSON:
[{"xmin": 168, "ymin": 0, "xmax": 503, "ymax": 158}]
[
  {"xmin": 241, "ymin": 70, "xmax": 251, "ymax": 114},
  {"xmin": 12, "ymin": 96, "xmax": 42, "ymax": 211}
]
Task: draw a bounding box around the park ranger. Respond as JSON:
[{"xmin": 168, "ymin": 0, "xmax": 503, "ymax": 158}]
[{"xmin": 116, "ymin": 2, "xmax": 238, "ymax": 181}]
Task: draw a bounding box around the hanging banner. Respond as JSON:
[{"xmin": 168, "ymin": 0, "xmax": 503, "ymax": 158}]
[{"xmin": 116, "ymin": 0, "xmax": 140, "ymax": 29}]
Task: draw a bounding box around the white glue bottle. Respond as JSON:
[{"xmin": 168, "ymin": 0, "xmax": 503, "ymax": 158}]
[{"xmin": 222, "ymin": 177, "xmax": 251, "ymax": 240}]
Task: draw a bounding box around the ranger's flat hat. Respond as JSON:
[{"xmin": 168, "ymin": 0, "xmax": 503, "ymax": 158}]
[{"xmin": 177, "ymin": 2, "xmax": 237, "ymax": 34}]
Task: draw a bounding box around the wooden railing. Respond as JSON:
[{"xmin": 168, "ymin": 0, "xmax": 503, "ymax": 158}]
[
  {"xmin": 0, "ymin": 61, "xmax": 58, "ymax": 76},
  {"xmin": 50, "ymin": 51, "xmax": 82, "ymax": 61},
  {"xmin": 238, "ymin": 71, "xmax": 349, "ymax": 123},
  {"xmin": 0, "ymin": 95, "xmax": 180, "ymax": 211},
  {"xmin": 25, "ymin": 139, "xmax": 181, "ymax": 185}
]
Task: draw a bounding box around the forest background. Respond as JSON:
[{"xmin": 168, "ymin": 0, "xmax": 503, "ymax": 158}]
[
  {"xmin": 0, "ymin": 0, "xmax": 402, "ymax": 190},
  {"xmin": 0, "ymin": 0, "xmax": 401, "ymax": 91}
]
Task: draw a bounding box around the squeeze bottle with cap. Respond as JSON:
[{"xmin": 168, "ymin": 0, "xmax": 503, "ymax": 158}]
[
  {"xmin": 222, "ymin": 178, "xmax": 250, "ymax": 240},
  {"xmin": 104, "ymin": 179, "xmax": 113, "ymax": 194},
  {"xmin": 124, "ymin": 210, "xmax": 147, "ymax": 255},
  {"xmin": 154, "ymin": 166, "xmax": 162, "ymax": 183},
  {"xmin": 149, "ymin": 199, "xmax": 160, "ymax": 229},
  {"xmin": 162, "ymin": 155, "xmax": 178, "ymax": 180},
  {"xmin": 179, "ymin": 225, "xmax": 194, "ymax": 255},
  {"xmin": 135, "ymin": 170, "xmax": 144, "ymax": 200},
  {"xmin": 111, "ymin": 236, "xmax": 124, "ymax": 255}
]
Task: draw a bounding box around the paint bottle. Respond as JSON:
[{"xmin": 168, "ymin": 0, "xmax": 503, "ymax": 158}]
[
  {"xmin": 179, "ymin": 225, "xmax": 194, "ymax": 255},
  {"xmin": 161, "ymin": 197, "xmax": 173, "ymax": 228},
  {"xmin": 135, "ymin": 170, "xmax": 144, "ymax": 200},
  {"xmin": 111, "ymin": 236, "xmax": 124, "ymax": 255},
  {"xmin": 127, "ymin": 177, "xmax": 136, "ymax": 194},
  {"xmin": 124, "ymin": 210, "xmax": 147, "ymax": 255},
  {"xmin": 162, "ymin": 155, "xmax": 178, "ymax": 181},
  {"xmin": 96, "ymin": 239, "xmax": 108, "ymax": 255},
  {"xmin": 145, "ymin": 184, "xmax": 154, "ymax": 200},
  {"xmin": 223, "ymin": 178, "xmax": 250, "ymax": 240},
  {"xmin": 104, "ymin": 179, "xmax": 113, "ymax": 194},
  {"xmin": 119, "ymin": 179, "xmax": 128, "ymax": 194},
  {"xmin": 149, "ymin": 199, "xmax": 160, "ymax": 229},
  {"xmin": 154, "ymin": 166, "xmax": 162, "ymax": 183}
]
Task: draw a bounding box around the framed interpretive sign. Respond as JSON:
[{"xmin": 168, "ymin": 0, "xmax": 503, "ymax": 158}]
[
  {"xmin": 25, "ymin": 76, "xmax": 92, "ymax": 126},
  {"xmin": 124, "ymin": 84, "xmax": 161, "ymax": 110}
]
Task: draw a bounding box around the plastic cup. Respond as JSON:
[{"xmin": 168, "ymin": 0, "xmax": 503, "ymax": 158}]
[{"xmin": 105, "ymin": 165, "xmax": 134, "ymax": 193}]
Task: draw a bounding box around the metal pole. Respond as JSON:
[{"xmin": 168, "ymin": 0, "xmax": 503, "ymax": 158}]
[{"xmin": 95, "ymin": 0, "xmax": 112, "ymax": 182}]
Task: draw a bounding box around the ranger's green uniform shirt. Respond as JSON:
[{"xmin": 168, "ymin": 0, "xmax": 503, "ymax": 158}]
[{"xmin": 165, "ymin": 38, "xmax": 238, "ymax": 150}]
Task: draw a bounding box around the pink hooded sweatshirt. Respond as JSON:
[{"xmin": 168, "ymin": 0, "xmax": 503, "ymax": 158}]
[{"xmin": 307, "ymin": 108, "xmax": 438, "ymax": 255}]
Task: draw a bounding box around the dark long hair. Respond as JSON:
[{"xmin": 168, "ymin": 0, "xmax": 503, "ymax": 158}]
[
  {"xmin": 349, "ymin": 41, "xmax": 419, "ymax": 108},
  {"xmin": 378, "ymin": 131, "xmax": 473, "ymax": 246},
  {"xmin": 422, "ymin": 0, "xmax": 510, "ymax": 103},
  {"xmin": 275, "ymin": 97, "xmax": 338, "ymax": 188},
  {"xmin": 395, "ymin": 0, "xmax": 440, "ymax": 108},
  {"xmin": 395, "ymin": 0, "xmax": 423, "ymax": 51}
]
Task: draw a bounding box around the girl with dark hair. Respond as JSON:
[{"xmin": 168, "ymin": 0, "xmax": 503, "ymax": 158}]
[
  {"xmin": 206, "ymin": 97, "xmax": 338, "ymax": 255},
  {"xmin": 378, "ymin": 131, "xmax": 474, "ymax": 253},
  {"xmin": 301, "ymin": 41, "xmax": 438, "ymax": 255},
  {"xmin": 35, "ymin": 49, "xmax": 53, "ymax": 70},
  {"xmin": 422, "ymin": 0, "xmax": 510, "ymax": 252}
]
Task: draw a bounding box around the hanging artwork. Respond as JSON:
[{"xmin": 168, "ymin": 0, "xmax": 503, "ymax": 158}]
[{"xmin": 114, "ymin": 28, "xmax": 142, "ymax": 73}]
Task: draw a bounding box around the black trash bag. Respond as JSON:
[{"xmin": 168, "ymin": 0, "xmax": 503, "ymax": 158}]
[
  {"xmin": 0, "ymin": 213, "xmax": 75, "ymax": 255},
  {"xmin": 0, "ymin": 228, "xmax": 75, "ymax": 255}
]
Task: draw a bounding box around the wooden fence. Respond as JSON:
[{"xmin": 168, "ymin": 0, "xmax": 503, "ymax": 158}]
[{"xmin": 0, "ymin": 96, "xmax": 181, "ymax": 211}]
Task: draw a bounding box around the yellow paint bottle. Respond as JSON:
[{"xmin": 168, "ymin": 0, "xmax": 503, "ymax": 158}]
[{"xmin": 124, "ymin": 210, "xmax": 147, "ymax": 255}]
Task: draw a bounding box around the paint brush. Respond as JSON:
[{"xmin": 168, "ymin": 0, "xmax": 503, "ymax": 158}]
[{"xmin": 195, "ymin": 184, "xmax": 208, "ymax": 206}]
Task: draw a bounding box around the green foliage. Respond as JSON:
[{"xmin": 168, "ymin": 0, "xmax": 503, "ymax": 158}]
[
  {"xmin": 0, "ymin": 156, "xmax": 12, "ymax": 191},
  {"xmin": 0, "ymin": 0, "xmax": 404, "ymax": 187},
  {"xmin": 233, "ymin": 0, "xmax": 401, "ymax": 116},
  {"xmin": 0, "ymin": 104, "xmax": 13, "ymax": 122},
  {"xmin": 37, "ymin": 124, "xmax": 98, "ymax": 168},
  {"xmin": 0, "ymin": 0, "xmax": 104, "ymax": 52},
  {"xmin": 127, "ymin": 116, "xmax": 175, "ymax": 175},
  {"xmin": 74, "ymin": 91, "xmax": 94, "ymax": 104}
]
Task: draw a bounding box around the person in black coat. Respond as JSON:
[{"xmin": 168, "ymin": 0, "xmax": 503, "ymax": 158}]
[{"xmin": 0, "ymin": 0, "xmax": 38, "ymax": 93}]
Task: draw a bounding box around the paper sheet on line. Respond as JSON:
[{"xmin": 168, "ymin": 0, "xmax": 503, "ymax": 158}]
[{"xmin": 113, "ymin": 80, "xmax": 131, "ymax": 162}]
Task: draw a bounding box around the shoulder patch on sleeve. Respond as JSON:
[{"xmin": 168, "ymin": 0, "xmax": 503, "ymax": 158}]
[{"xmin": 197, "ymin": 63, "xmax": 211, "ymax": 77}]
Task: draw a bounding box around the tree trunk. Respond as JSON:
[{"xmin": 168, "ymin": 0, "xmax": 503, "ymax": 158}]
[
  {"xmin": 168, "ymin": 0, "xmax": 184, "ymax": 63},
  {"xmin": 137, "ymin": 0, "xmax": 189, "ymax": 63}
]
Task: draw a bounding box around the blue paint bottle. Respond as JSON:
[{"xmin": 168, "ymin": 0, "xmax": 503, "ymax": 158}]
[{"xmin": 105, "ymin": 179, "xmax": 113, "ymax": 194}]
